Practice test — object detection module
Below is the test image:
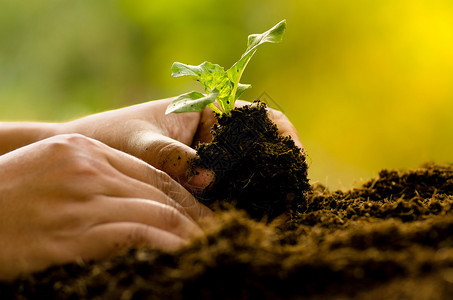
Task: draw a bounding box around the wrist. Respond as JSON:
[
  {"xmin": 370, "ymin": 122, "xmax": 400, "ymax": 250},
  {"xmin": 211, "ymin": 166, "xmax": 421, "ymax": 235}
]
[
  {"xmin": 0, "ymin": 122, "xmax": 62, "ymax": 155},
  {"xmin": 38, "ymin": 122, "xmax": 62, "ymax": 140}
]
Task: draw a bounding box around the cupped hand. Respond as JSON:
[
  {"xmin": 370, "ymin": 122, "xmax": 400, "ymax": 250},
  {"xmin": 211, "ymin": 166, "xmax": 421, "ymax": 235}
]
[
  {"xmin": 0, "ymin": 134, "xmax": 211, "ymax": 281},
  {"xmin": 59, "ymin": 98, "xmax": 304, "ymax": 192}
]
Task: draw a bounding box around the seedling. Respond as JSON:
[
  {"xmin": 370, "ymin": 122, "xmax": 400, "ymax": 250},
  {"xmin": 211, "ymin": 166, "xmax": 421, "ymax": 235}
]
[
  {"xmin": 164, "ymin": 19, "xmax": 309, "ymax": 221},
  {"xmin": 165, "ymin": 20, "xmax": 286, "ymax": 115}
]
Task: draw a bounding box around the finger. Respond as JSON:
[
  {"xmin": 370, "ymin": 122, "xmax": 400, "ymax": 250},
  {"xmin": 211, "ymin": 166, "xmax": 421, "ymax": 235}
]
[
  {"xmin": 192, "ymin": 107, "xmax": 218, "ymax": 146},
  {"xmin": 234, "ymin": 100, "xmax": 304, "ymax": 149},
  {"xmin": 76, "ymin": 222, "xmax": 187, "ymax": 260},
  {"xmin": 91, "ymin": 196, "xmax": 203, "ymax": 240},
  {"xmin": 155, "ymin": 99, "xmax": 202, "ymax": 145},
  {"xmin": 265, "ymin": 107, "xmax": 305, "ymax": 150},
  {"xmin": 97, "ymin": 155, "xmax": 213, "ymax": 221},
  {"xmin": 126, "ymin": 98, "xmax": 202, "ymax": 146},
  {"xmin": 103, "ymin": 171, "xmax": 190, "ymax": 217},
  {"xmin": 128, "ymin": 131, "xmax": 215, "ymax": 193}
]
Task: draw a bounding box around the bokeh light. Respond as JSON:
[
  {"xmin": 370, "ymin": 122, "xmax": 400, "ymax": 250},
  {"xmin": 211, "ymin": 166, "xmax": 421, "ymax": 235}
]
[{"xmin": 1, "ymin": 0, "xmax": 452, "ymax": 189}]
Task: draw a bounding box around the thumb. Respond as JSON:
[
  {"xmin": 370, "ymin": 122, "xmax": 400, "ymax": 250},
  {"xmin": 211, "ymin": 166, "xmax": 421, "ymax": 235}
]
[{"xmin": 130, "ymin": 131, "xmax": 214, "ymax": 193}]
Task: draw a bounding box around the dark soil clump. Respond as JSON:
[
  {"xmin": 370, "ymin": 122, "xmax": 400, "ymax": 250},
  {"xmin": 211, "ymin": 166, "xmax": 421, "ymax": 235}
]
[
  {"xmin": 192, "ymin": 101, "xmax": 310, "ymax": 220},
  {"xmin": 2, "ymin": 164, "xmax": 453, "ymax": 299}
]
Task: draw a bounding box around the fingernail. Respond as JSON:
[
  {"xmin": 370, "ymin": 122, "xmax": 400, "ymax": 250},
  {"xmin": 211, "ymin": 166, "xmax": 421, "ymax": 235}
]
[{"xmin": 187, "ymin": 168, "xmax": 215, "ymax": 191}]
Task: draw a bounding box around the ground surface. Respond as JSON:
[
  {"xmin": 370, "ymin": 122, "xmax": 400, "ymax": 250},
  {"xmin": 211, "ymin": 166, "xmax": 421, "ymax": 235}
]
[{"xmin": 1, "ymin": 163, "xmax": 453, "ymax": 299}]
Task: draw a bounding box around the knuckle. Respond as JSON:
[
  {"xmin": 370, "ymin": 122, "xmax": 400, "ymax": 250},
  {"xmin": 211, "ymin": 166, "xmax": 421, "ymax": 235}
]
[
  {"xmin": 128, "ymin": 225, "xmax": 150, "ymax": 245},
  {"xmin": 155, "ymin": 143, "xmax": 180, "ymax": 170},
  {"xmin": 154, "ymin": 169, "xmax": 174, "ymax": 194},
  {"xmin": 56, "ymin": 133, "xmax": 93, "ymax": 145},
  {"xmin": 46, "ymin": 134, "xmax": 94, "ymax": 155},
  {"xmin": 45, "ymin": 134, "xmax": 104, "ymax": 176},
  {"xmin": 197, "ymin": 204, "xmax": 214, "ymax": 219},
  {"xmin": 161, "ymin": 205, "xmax": 184, "ymax": 230},
  {"xmin": 37, "ymin": 135, "xmax": 110, "ymax": 201},
  {"xmin": 61, "ymin": 133, "xmax": 91, "ymax": 143}
]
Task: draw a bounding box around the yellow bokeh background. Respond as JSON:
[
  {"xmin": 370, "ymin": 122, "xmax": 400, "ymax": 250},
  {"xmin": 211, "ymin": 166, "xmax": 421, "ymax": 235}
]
[{"xmin": 1, "ymin": 0, "xmax": 452, "ymax": 189}]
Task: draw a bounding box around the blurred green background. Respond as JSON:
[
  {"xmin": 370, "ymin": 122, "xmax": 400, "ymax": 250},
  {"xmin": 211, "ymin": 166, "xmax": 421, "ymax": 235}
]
[{"xmin": 1, "ymin": 0, "xmax": 452, "ymax": 190}]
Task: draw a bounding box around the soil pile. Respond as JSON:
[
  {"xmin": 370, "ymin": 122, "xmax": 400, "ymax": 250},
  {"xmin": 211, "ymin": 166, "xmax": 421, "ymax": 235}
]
[
  {"xmin": 1, "ymin": 163, "xmax": 453, "ymax": 299},
  {"xmin": 193, "ymin": 101, "xmax": 310, "ymax": 220}
]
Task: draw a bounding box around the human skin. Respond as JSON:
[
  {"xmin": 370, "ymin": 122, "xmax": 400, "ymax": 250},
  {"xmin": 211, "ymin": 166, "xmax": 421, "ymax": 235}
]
[
  {"xmin": 0, "ymin": 98, "xmax": 304, "ymax": 191},
  {"xmin": 57, "ymin": 98, "xmax": 305, "ymax": 190},
  {"xmin": 0, "ymin": 98, "xmax": 303, "ymax": 280},
  {"xmin": 0, "ymin": 134, "xmax": 212, "ymax": 281}
]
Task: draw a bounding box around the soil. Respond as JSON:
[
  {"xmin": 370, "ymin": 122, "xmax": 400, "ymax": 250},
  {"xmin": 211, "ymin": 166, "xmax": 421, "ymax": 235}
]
[
  {"xmin": 1, "ymin": 117, "xmax": 453, "ymax": 299},
  {"xmin": 192, "ymin": 101, "xmax": 310, "ymax": 220}
]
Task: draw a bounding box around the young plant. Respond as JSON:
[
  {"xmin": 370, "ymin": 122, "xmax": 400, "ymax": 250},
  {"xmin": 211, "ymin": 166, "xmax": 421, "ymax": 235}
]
[{"xmin": 165, "ymin": 20, "xmax": 286, "ymax": 115}]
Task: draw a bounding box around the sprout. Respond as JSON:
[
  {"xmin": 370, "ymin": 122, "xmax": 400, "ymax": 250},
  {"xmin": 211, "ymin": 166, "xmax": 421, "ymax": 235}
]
[{"xmin": 166, "ymin": 20, "xmax": 286, "ymax": 115}]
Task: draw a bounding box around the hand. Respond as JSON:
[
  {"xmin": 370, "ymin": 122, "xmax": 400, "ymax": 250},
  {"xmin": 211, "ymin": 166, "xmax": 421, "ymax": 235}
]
[
  {"xmin": 0, "ymin": 134, "xmax": 212, "ymax": 281},
  {"xmin": 59, "ymin": 99, "xmax": 304, "ymax": 192}
]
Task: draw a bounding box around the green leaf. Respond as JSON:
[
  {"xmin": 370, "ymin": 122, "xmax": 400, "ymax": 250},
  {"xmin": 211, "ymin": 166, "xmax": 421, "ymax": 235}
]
[
  {"xmin": 165, "ymin": 91, "xmax": 219, "ymax": 114},
  {"xmin": 172, "ymin": 61, "xmax": 232, "ymax": 94},
  {"xmin": 246, "ymin": 20, "xmax": 286, "ymax": 53},
  {"xmin": 226, "ymin": 20, "xmax": 286, "ymax": 112},
  {"xmin": 171, "ymin": 61, "xmax": 234, "ymax": 113},
  {"xmin": 235, "ymin": 83, "xmax": 251, "ymax": 100},
  {"xmin": 171, "ymin": 62, "xmax": 203, "ymax": 78},
  {"xmin": 167, "ymin": 20, "xmax": 286, "ymax": 115}
]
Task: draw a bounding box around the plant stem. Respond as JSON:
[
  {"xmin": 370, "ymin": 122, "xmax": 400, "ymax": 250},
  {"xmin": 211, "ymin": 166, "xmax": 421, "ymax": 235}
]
[{"xmin": 208, "ymin": 103, "xmax": 222, "ymax": 115}]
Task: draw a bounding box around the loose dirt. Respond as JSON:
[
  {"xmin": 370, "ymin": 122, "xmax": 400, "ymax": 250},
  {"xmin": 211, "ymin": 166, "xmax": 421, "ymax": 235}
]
[
  {"xmin": 193, "ymin": 101, "xmax": 310, "ymax": 220},
  {"xmin": 1, "ymin": 163, "xmax": 452, "ymax": 299}
]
